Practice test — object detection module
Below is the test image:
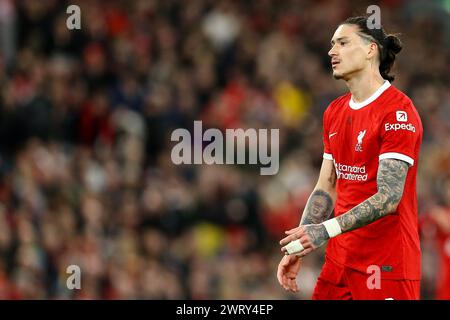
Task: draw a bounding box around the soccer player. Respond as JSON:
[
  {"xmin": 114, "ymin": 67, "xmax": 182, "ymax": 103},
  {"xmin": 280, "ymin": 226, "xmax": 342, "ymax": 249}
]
[{"xmin": 276, "ymin": 16, "xmax": 423, "ymax": 300}]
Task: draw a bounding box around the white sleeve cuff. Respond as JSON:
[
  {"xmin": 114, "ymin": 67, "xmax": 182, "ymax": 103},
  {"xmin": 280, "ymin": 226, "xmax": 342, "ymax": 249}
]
[
  {"xmin": 379, "ymin": 152, "xmax": 414, "ymax": 166},
  {"xmin": 323, "ymin": 153, "xmax": 333, "ymax": 160},
  {"xmin": 323, "ymin": 218, "xmax": 342, "ymax": 238}
]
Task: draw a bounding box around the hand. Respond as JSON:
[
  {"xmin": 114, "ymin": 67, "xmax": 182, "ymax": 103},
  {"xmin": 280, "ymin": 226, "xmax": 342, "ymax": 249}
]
[
  {"xmin": 279, "ymin": 224, "xmax": 329, "ymax": 257},
  {"xmin": 277, "ymin": 254, "xmax": 302, "ymax": 292}
]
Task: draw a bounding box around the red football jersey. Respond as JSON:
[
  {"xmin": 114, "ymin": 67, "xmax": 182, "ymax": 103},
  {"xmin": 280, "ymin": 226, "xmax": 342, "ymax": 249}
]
[{"xmin": 322, "ymin": 81, "xmax": 423, "ymax": 280}]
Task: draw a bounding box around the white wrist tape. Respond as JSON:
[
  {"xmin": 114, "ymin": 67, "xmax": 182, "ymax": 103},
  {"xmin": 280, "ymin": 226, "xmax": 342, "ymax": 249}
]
[
  {"xmin": 322, "ymin": 218, "xmax": 342, "ymax": 238},
  {"xmin": 285, "ymin": 239, "xmax": 304, "ymax": 255}
]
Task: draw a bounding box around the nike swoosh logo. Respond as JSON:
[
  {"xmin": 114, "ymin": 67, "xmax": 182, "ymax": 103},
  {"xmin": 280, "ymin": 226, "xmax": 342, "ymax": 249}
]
[{"xmin": 329, "ymin": 132, "xmax": 338, "ymax": 138}]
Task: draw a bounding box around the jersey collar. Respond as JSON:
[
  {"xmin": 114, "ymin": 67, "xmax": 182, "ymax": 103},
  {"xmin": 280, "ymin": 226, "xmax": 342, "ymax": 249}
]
[{"xmin": 349, "ymin": 80, "xmax": 391, "ymax": 110}]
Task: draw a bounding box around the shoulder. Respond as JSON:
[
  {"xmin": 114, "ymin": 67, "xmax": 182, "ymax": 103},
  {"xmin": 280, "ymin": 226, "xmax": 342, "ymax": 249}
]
[
  {"xmin": 382, "ymin": 86, "xmax": 415, "ymax": 110},
  {"xmin": 380, "ymin": 86, "xmax": 422, "ymax": 121},
  {"xmin": 378, "ymin": 86, "xmax": 423, "ymax": 134}
]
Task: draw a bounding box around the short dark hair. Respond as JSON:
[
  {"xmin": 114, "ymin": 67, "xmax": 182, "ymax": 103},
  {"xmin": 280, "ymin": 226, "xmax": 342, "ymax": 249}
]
[{"xmin": 341, "ymin": 16, "xmax": 402, "ymax": 82}]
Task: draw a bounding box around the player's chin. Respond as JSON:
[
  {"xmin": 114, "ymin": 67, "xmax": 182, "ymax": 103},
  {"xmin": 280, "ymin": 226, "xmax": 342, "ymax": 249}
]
[{"xmin": 332, "ymin": 71, "xmax": 344, "ymax": 79}]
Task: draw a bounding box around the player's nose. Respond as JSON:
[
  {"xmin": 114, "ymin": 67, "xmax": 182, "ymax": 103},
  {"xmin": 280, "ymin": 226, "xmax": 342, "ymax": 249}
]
[{"xmin": 328, "ymin": 47, "xmax": 337, "ymax": 57}]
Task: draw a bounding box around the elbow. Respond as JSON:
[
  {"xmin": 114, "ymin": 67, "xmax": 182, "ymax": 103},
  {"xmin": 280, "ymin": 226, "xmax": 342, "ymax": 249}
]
[{"xmin": 389, "ymin": 200, "xmax": 401, "ymax": 213}]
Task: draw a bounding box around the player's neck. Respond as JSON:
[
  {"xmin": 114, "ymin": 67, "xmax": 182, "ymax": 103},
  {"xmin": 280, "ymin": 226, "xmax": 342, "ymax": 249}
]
[{"xmin": 346, "ymin": 72, "xmax": 385, "ymax": 103}]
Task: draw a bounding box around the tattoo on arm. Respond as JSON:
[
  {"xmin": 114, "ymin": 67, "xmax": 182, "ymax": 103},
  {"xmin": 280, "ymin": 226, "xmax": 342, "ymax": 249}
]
[
  {"xmin": 336, "ymin": 159, "xmax": 409, "ymax": 233},
  {"xmin": 300, "ymin": 189, "xmax": 334, "ymax": 225},
  {"xmin": 328, "ymin": 165, "xmax": 337, "ymax": 188},
  {"xmin": 300, "ymin": 164, "xmax": 336, "ymax": 225},
  {"xmin": 305, "ymin": 224, "xmax": 330, "ymax": 247}
]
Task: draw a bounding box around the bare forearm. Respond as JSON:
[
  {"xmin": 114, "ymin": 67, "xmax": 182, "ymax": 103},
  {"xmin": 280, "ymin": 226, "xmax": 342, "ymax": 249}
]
[
  {"xmin": 300, "ymin": 189, "xmax": 334, "ymax": 225},
  {"xmin": 336, "ymin": 159, "xmax": 408, "ymax": 233}
]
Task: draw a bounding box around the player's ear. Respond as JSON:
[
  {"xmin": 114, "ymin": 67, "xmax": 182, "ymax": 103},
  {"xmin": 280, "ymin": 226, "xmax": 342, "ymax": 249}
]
[{"xmin": 367, "ymin": 42, "xmax": 378, "ymax": 59}]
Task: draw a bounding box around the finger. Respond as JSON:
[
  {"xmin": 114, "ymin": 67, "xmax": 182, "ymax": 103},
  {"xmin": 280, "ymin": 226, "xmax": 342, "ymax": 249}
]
[
  {"xmin": 281, "ymin": 241, "xmax": 301, "ymax": 254},
  {"xmin": 279, "ymin": 235, "xmax": 293, "ymax": 246},
  {"xmin": 282, "ymin": 239, "xmax": 305, "ymax": 255},
  {"xmin": 289, "ymin": 280, "xmax": 298, "ymax": 293},
  {"xmin": 281, "ymin": 275, "xmax": 290, "ymax": 291},
  {"xmin": 277, "ymin": 261, "xmax": 286, "ymax": 284},
  {"xmin": 279, "ymin": 266, "xmax": 288, "ymax": 286},
  {"xmin": 296, "ymin": 247, "xmax": 313, "ymax": 258},
  {"xmin": 279, "ymin": 231, "xmax": 304, "ymax": 246},
  {"xmin": 277, "ymin": 264, "xmax": 287, "ymax": 286},
  {"xmin": 285, "ymin": 278, "xmax": 294, "ymax": 291},
  {"xmin": 290, "ymin": 283, "xmax": 299, "ymax": 293},
  {"xmin": 277, "ymin": 269, "xmax": 283, "ymax": 285},
  {"xmin": 285, "ymin": 226, "xmax": 302, "ymax": 235},
  {"xmin": 285, "ymin": 278, "xmax": 292, "ymax": 291},
  {"xmin": 298, "ymin": 234, "xmax": 315, "ymax": 250},
  {"xmin": 280, "ymin": 232, "xmax": 302, "ymax": 244},
  {"xmin": 287, "ymin": 278, "xmax": 298, "ymax": 292},
  {"xmin": 280, "ymin": 257, "xmax": 289, "ymax": 267}
]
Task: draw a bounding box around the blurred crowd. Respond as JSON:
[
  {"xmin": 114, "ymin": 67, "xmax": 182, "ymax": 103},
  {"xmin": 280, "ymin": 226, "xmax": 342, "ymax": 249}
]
[{"xmin": 0, "ymin": 0, "xmax": 449, "ymax": 299}]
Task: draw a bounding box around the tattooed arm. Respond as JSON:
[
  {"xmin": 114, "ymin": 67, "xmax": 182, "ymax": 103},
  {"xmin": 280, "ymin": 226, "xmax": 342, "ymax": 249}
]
[
  {"xmin": 280, "ymin": 158, "xmax": 409, "ymax": 256},
  {"xmin": 300, "ymin": 159, "xmax": 337, "ymax": 225},
  {"xmin": 335, "ymin": 158, "xmax": 408, "ymax": 232}
]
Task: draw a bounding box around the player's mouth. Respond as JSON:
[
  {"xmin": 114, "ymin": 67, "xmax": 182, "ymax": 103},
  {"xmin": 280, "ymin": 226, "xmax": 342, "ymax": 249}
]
[{"xmin": 332, "ymin": 60, "xmax": 340, "ymax": 68}]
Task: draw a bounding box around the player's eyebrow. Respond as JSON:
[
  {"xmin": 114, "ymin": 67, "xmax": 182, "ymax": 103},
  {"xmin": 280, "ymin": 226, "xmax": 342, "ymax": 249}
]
[{"xmin": 330, "ymin": 37, "xmax": 350, "ymax": 45}]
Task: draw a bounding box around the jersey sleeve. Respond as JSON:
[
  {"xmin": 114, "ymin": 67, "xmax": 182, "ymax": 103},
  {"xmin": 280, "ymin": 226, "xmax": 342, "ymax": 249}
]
[
  {"xmin": 322, "ymin": 107, "xmax": 333, "ymax": 160},
  {"xmin": 379, "ymin": 105, "xmax": 421, "ymax": 166}
]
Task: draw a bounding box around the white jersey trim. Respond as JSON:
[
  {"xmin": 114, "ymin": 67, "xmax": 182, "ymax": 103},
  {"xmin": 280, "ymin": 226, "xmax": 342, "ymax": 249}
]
[
  {"xmin": 323, "ymin": 153, "xmax": 333, "ymax": 160},
  {"xmin": 379, "ymin": 152, "xmax": 414, "ymax": 166},
  {"xmin": 349, "ymin": 81, "xmax": 391, "ymax": 110}
]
